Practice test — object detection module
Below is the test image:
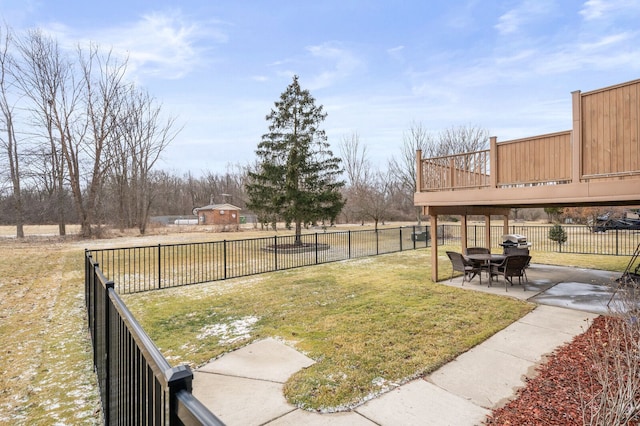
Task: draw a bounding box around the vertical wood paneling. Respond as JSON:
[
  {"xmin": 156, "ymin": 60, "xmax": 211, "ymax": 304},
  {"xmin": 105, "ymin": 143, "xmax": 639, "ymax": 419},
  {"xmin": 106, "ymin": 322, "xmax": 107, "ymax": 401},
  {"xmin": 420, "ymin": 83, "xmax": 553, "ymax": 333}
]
[
  {"xmin": 603, "ymin": 90, "xmax": 611, "ymax": 173},
  {"xmin": 581, "ymin": 79, "xmax": 640, "ymax": 177},
  {"xmin": 495, "ymin": 132, "xmax": 571, "ymax": 186},
  {"xmin": 631, "ymin": 83, "xmax": 639, "ymax": 171}
]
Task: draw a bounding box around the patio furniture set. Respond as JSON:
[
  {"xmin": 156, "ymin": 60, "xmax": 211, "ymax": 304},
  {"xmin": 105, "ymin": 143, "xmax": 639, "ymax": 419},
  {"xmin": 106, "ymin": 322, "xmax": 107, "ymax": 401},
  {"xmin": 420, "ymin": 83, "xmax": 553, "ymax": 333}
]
[{"xmin": 446, "ymin": 247, "xmax": 531, "ymax": 291}]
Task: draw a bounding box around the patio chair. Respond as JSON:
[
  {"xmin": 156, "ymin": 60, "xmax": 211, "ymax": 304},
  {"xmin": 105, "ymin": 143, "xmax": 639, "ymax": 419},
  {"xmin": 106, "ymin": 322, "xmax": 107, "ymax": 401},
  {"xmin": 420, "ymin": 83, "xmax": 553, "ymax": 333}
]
[
  {"xmin": 465, "ymin": 247, "xmax": 490, "ymax": 255},
  {"xmin": 446, "ymin": 251, "xmax": 482, "ymax": 285},
  {"xmin": 489, "ymin": 255, "xmax": 531, "ymax": 291}
]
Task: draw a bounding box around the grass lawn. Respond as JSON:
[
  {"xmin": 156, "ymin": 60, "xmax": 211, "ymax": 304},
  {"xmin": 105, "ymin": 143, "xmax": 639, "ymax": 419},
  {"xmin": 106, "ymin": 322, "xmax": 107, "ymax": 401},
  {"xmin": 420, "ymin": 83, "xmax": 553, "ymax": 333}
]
[{"xmin": 123, "ymin": 249, "xmax": 534, "ymax": 411}]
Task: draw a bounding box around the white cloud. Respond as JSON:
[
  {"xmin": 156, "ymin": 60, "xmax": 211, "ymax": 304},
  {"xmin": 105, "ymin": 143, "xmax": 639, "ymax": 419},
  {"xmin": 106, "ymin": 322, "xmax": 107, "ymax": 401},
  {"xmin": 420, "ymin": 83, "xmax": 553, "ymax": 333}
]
[
  {"xmin": 580, "ymin": 0, "xmax": 609, "ymax": 19},
  {"xmin": 577, "ymin": 32, "xmax": 633, "ymax": 51},
  {"xmin": 495, "ymin": 9, "xmax": 522, "ymax": 35},
  {"xmin": 304, "ymin": 42, "xmax": 362, "ymax": 90},
  {"xmin": 579, "ymin": 0, "xmax": 640, "ymax": 20},
  {"xmin": 387, "ymin": 45, "xmax": 405, "ymax": 62},
  {"xmin": 40, "ymin": 10, "xmax": 227, "ymax": 81},
  {"xmin": 387, "ymin": 45, "xmax": 404, "ymax": 55},
  {"xmin": 494, "ymin": 0, "xmax": 556, "ymax": 35},
  {"xmin": 108, "ymin": 11, "xmax": 227, "ymax": 80}
]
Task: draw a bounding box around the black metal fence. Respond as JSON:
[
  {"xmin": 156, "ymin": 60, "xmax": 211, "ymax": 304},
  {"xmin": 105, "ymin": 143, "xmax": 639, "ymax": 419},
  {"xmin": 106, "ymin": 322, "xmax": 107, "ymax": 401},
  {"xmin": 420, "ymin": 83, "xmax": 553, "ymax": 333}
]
[
  {"xmin": 85, "ymin": 252, "xmax": 225, "ymax": 425},
  {"xmin": 87, "ymin": 226, "xmax": 432, "ymax": 294},
  {"xmin": 88, "ymin": 224, "xmax": 640, "ymax": 295}
]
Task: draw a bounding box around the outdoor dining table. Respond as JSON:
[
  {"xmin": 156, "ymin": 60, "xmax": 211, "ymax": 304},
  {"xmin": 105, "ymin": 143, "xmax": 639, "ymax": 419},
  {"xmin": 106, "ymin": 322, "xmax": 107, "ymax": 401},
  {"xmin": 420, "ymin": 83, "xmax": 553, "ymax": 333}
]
[{"xmin": 464, "ymin": 253, "xmax": 506, "ymax": 279}]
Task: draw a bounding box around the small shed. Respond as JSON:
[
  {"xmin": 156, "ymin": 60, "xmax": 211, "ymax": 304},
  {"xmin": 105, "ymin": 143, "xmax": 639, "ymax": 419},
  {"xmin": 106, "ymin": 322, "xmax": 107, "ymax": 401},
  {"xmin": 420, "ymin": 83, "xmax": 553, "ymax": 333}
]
[{"xmin": 193, "ymin": 203, "xmax": 242, "ymax": 226}]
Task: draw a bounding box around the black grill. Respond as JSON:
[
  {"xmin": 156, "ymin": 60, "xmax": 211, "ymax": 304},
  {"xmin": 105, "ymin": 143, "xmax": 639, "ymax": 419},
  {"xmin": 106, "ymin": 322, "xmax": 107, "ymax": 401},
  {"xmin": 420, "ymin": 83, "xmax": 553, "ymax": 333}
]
[{"xmin": 500, "ymin": 234, "xmax": 531, "ymax": 254}]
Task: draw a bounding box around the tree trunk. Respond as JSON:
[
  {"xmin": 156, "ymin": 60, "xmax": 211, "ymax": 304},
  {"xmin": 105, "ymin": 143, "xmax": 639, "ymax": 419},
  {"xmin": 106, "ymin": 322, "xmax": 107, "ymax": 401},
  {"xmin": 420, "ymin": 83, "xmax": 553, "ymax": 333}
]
[
  {"xmin": 295, "ymin": 220, "xmax": 302, "ymax": 245},
  {"xmin": 56, "ymin": 175, "xmax": 66, "ymax": 236},
  {"xmin": 12, "ymin": 190, "xmax": 24, "ymax": 239}
]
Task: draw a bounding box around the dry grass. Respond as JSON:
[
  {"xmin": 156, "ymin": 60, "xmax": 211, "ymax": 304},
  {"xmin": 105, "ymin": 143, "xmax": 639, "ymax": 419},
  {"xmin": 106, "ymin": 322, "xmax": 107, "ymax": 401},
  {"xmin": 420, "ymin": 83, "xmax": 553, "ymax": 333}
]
[{"xmin": 0, "ymin": 239, "xmax": 101, "ymax": 425}]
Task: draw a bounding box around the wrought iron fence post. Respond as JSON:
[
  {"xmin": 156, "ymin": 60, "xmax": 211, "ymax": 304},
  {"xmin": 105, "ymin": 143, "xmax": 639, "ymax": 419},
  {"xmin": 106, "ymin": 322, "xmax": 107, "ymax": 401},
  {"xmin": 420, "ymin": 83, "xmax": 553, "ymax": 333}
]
[
  {"xmin": 157, "ymin": 244, "xmax": 162, "ymax": 289},
  {"xmin": 85, "ymin": 251, "xmax": 91, "ymax": 327},
  {"xmin": 412, "ymin": 226, "xmax": 416, "ymax": 249},
  {"xmin": 223, "ymin": 240, "xmax": 227, "ymax": 280},
  {"xmin": 92, "ymin": 261, "xmax": 100, "ymax": 366},
  {"xmin": 274, "ymin": 235, "xmax": 278, "ymax": 270},
  {"xmin": 166, "ymin": 364, "xmax": 193, "ymax": 425},
  {"xmin": 376, "ymin": 228, "xmax": 379, "ymax": 255},
  {"xmin": 315, "ymin": 232, "xmax": 318, "ymax": 264},
  {"xmin": 616, "ymin": 229, "xmax": 619, "ymax": 256},
  {"xmin": 399, "ymin": 227, "xmax": 403, "ymax": 251},
  {"xmin": 104, "ymin": 279, "xmax": 114, "ymax": 426},
  {"xmin": 348, "ymin": 230, "xmax": 351, "ymax": 259}
]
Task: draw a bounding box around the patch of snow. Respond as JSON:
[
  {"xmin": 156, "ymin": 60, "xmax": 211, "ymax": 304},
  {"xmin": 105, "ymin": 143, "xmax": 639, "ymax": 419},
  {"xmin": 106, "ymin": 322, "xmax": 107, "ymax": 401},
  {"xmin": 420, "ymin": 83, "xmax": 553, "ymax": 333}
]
[{"xmin": 197, "ymin": 316, "xmax": 260, "ymax": 344}]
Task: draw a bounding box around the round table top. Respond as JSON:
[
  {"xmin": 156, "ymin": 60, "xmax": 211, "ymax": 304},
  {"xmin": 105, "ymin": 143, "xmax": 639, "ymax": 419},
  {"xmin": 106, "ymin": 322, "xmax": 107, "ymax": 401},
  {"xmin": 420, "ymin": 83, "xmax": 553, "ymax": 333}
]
[{"xmin": 465, "ymin": 253, "xmax": 505, "ymax": 262}]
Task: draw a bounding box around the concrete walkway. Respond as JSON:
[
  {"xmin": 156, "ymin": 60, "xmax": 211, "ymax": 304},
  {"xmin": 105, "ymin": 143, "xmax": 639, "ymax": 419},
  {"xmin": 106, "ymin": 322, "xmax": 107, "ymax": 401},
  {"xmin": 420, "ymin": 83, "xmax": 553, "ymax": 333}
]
[{"xmin": 192, "ymin": 264, "xmax": 621, "ymax": 425}]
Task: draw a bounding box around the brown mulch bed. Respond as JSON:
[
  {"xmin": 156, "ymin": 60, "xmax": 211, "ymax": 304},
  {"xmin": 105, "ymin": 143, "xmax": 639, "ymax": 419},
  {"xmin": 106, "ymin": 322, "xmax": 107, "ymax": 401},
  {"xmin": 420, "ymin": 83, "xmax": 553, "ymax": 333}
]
[{"xmin": 486, "ymin": 315, "xmax": 640, "ymax": 425}]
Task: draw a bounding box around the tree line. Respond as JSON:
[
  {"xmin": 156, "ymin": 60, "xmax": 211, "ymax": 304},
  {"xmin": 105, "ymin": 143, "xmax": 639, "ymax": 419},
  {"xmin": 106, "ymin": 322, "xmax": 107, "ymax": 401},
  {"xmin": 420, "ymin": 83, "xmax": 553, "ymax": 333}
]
[{"xmin": 0, "ymin": 26, "xmax": 490, "ymax": 238}]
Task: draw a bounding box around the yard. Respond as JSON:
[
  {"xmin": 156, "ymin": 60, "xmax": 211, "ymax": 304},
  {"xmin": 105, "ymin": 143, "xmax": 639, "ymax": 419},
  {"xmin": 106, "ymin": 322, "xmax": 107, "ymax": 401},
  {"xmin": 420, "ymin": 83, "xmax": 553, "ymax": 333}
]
[{"xmin": 0, "ymin": 224, "xmax": 632, "ymax": 423}]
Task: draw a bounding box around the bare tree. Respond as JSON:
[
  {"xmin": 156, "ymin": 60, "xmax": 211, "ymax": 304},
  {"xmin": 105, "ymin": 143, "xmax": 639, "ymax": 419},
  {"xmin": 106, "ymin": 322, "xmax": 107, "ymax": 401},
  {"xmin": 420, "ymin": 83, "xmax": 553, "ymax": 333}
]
[
  {"xmin": 109, "ymin": 87, "xmax": 179, "ymax": 233},
  {"xmin": 14, "ymin": 29, "xmax": 79, "ymax": 236},
  {"xmin": 340, "ymin": 133, "xmax": 371, "ymax": 188},
  {"xmin": 427, "ymin": 124, "xmax": 489, "ymax": 157},
  {"xmin": 388, "ymin": 121, "xmax": 433, "ymax": 223},
  {"xmin": 354, "ymin": 169, "xmax": 397, "ymax": 229},
  {"xmin": 1, "ymin": 27, "xmax": 178, "ymax": 235},
  {"xmin": 339, "ymin": 133, "xmax": 400, "ymax": 227},
  {"xmin": 339, "ymin": 133, "xmax": 372, "ymax": 224},
  {"xmin": 0, "ymin": 26, "xmax": 24, "ymax": 238},
  {"xmin": 63, "ymin": 43, "xmax": 128, "ymax": 237}
]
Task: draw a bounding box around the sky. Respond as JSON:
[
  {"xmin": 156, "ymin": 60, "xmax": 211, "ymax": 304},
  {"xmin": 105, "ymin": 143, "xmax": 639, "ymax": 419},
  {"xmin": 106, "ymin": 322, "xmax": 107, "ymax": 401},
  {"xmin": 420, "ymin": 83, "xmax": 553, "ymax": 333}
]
[{"xmin": 2, "ymin": 0, "xmax": 640, "ymax": 175}]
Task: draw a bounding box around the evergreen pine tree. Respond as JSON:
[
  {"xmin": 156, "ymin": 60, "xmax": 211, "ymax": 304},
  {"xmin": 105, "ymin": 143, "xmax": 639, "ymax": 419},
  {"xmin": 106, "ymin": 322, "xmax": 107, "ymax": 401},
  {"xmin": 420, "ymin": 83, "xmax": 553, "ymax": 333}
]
[
  {"xmin": 548, "ymin": 223, "xmax": 568, "ymax": 250},
  {"xmin": 246, "ymin": 75, "xmax": 344, "ymax": 244}
]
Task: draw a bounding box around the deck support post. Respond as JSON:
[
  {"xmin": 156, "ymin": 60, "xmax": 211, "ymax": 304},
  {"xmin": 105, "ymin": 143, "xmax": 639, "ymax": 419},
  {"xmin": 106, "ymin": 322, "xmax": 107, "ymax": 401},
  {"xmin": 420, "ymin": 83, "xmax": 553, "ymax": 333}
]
[
  {"xmin": 571, "ymin": 90, "xmax": 582, "ymax": 184},
  {"xmin": 430, "ymin": 213, "xmax": 438, "ymax": 282},
  {"xmin": 484, "ymin": 215, "xmax": 491, "ymax": 251},
  {"xmin": 460, "ymin": 215, "xmax": 468, "ymax": 254}
]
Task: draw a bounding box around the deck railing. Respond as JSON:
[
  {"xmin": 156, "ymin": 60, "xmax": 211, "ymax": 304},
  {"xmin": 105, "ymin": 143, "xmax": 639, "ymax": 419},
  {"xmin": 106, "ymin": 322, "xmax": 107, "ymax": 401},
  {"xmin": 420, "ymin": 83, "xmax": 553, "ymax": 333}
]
[{"xmin": 420, "ymin": 150, "xmax": 490, "ymax": 191}]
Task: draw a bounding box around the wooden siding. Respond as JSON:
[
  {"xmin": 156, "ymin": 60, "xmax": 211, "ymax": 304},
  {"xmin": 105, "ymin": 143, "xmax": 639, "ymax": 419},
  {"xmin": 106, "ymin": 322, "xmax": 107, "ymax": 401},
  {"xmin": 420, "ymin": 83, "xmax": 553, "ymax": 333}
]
[
  {"xmin": 496, "ymin": 131, "xmax": 572, "ymax": 186},
  {"xmin": 581, "ymin": 79, "xmax": 640, "ymax": 180}
]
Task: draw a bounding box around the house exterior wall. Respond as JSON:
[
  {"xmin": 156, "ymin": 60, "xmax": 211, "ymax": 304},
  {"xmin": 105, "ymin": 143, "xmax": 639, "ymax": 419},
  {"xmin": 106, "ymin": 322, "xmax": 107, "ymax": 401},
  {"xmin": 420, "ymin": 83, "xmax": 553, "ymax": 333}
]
[{"xmin": 198, "ymin": 208, "xmax": 240, "ymax": 225}]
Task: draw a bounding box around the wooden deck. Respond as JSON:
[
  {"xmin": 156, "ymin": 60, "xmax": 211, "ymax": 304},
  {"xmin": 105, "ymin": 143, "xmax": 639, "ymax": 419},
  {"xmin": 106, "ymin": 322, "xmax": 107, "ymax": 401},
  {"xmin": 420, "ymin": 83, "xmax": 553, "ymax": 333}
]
[
  {"xmin": 415, "ymin": 78, "xmax": 640, "ymax": 213},
  {"xmin": 415, "ymin": 78, "xmax": 640, "ymax": 281}
]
